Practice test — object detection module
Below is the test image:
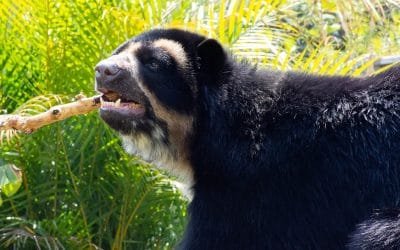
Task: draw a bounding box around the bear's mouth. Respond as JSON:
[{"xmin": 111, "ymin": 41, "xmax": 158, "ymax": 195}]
[{"xmin": 99, "ymin": 89, "xmax": 145, "ymax": 117}]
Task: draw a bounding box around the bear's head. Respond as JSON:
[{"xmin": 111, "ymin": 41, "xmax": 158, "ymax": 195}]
[{"xmin": 95, "ymin": 29, "xmax": 226, "ymax": 182}]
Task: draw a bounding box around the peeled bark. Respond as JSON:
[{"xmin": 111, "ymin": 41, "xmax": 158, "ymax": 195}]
[{"xmin": 0, "ymin": 95, "xmax": 101, "ymax": 140}]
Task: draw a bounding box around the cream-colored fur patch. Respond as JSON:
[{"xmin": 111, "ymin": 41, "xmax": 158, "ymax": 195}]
[
  {"xmin": 153, "ymin": 39, "xmax": 188, "ymax": 69},
  {"xmin": 134, "ymin": 78, "xmax": 194, "ymax": 184},
  {"xmin": 97, "ymin": 42, "xmax": 142, "ymax": 75},
  {"xmin": 121, "ymin": 132, "xmax": 194, "ymax": 184},
  {"xmin": 126, "ymin": 42, "xmax": 142, "ymax": 53}
]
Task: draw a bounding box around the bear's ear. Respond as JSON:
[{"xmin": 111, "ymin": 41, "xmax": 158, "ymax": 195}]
[{"xmin": 197, "ymin": 39, "xmax": 226, "ymax": 82}]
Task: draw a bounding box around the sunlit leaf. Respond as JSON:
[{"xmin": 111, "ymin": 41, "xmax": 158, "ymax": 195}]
[{"xmin": 0, "ymin": 163, "xmax": 22, "ymax": 198}]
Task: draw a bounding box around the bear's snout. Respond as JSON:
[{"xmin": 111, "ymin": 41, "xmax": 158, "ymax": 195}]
[{"xmin": 95, "ymin": 60, "xmax": 122, "ymax": 85}]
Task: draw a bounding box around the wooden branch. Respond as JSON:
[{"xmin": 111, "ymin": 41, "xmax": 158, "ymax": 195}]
[{"xmin": 0, "ymin": 95, "xmax": 101, "ymax": 134}]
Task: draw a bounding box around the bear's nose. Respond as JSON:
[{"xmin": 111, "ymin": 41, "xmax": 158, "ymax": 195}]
[{"xmin": 95, "ymin": 60, "xmax": 121, "ymax": 83}]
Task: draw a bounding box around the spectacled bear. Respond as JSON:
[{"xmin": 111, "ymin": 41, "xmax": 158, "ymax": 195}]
[{"xmin": 94, "ymin": 28, "xmax": 400, "ymax": 250}]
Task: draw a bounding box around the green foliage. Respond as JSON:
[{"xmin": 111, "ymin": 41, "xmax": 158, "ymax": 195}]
[
  {"xmin": 0, "ymin": 162, "xmax": 22, "ymax": 206},
  {"xmin": 0, "ymin": 0, "xmax": 399, "ymax": 249}
]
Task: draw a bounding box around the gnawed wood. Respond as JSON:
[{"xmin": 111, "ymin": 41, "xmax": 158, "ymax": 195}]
[{"xmin": 0, "ymin": 95, "xmax": 101, "ymax": 141}]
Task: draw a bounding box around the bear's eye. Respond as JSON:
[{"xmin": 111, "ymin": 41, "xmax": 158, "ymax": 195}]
[
  {"xmin": 137, "ymin": 46, "xmax": 174, "ymax": 72},
  {"xmin": 144, "ymin": 58, "xmax": 161, "ymax": 71}
]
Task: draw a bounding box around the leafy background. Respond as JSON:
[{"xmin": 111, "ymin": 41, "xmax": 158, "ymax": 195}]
[{"xmin": 0, "ymin": 0, "xmax": 399, "ymax": 249}]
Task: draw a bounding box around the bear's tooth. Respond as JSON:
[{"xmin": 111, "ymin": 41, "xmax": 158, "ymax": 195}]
[
  {"xmin": 115, "ymin": 99, "xmax": 121, "ymax": 107},
  {"xmin": 129, "ymin": 103, "xmax": 142, "ymax": 109}
]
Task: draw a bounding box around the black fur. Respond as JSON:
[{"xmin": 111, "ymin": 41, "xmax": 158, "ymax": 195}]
[
  {"xmin": 97, "ymin": 29, "xmax": 400, "ymax": 250},
  {"xmin": 349, "ymin": 209, "xmax": 400, "ymax": 249}
]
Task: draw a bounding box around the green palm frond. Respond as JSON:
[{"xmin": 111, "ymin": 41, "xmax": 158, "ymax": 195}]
[
  {"xmin": 0, "ymin": 217, "xmax": 66, "ymax": 249},
  {"xmin": 12, "ymin": 95, "xmax": 65, "ymax": 116}
]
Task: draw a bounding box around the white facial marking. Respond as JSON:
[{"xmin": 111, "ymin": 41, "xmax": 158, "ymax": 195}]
[
  {"xmin": 152, "ymin": 39, "xmax": 188, "ymax": 69},
  {"xmin": 102, "ymin": 42, "xmax": 142, "ymax": 77}
]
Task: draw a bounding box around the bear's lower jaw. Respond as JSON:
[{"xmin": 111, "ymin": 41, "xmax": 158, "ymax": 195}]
[
  {"xmin": 100, "ymin": 103, "xmax": 145, "ymax": 117},
  {"xmin": 99, "ymin": 108, "xmax": 144, "ymax": 134}
]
